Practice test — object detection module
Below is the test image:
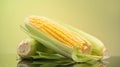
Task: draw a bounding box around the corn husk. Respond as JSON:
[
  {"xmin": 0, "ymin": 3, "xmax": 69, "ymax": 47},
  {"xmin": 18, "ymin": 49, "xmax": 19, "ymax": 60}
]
[{"xmin": 20, "ymin": 16, "xmax": 108, "ymax": 62}]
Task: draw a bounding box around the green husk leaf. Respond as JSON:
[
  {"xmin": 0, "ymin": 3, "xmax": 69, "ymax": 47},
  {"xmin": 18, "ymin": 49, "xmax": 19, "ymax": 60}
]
[
  {"xmin": 31, "ymin": 59, "xmax": 74, "ymax": 65},
  {"xmin": 72, "ymin": 47, "xmax": 102, "ymax": 63},
  {"xmin": 31, "ymin": 51, "xmax": 65, "ymax": 59}
]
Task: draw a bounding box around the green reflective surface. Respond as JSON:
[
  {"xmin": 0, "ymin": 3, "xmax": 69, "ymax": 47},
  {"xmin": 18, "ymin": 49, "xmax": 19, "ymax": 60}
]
[{"xmin": 0, "ymin": 54, "xmax": 120, "ymax": 67}]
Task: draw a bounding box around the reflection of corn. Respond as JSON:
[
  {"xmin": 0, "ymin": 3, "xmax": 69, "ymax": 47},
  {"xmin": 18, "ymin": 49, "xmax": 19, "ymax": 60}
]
[{"xmin": 27, "ymin": 16, "xmax": 91, "ymax": 54}]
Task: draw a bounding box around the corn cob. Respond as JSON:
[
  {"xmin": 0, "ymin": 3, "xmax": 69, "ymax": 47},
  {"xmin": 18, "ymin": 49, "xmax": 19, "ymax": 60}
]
[
  {"xmin": 17, "ymin": 38, "xmax": 39, "ymax": 58},
  {"xmin": 17, "ymin": 38, "xmax": 64, "ymax": 59},
  {"xmin": 22, "ymin": 15, "xmax": 107, "ymax": 62},
  {"xmin": 26, "ymin": 16, "xmax": 91, "ymax": 54}
]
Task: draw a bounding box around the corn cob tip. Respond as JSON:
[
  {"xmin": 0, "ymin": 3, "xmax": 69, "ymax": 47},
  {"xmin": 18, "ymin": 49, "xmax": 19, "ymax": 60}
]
[
  {"xmin": 17, "ymin": 39, "xmax": 30, "ymax": 57},
  {"xmin": 17, "ymin": 38, "xmax": 37, "ymax": 58},
  {"xmin": 25, "ymin": 15, "xmax": 49, "ymax": 24}
]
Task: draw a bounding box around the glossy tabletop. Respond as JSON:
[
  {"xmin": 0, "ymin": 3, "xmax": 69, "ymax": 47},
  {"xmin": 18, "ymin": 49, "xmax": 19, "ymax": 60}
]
[{"xmin": 0, "ymin": 54, "xmax": 120, "ymax": 67}]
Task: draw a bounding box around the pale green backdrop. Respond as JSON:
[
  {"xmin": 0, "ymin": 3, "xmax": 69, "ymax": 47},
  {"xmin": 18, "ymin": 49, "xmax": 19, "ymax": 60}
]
[{"xmin": 0, "ymin": 0, "xmax": 120, "ymax": 56}]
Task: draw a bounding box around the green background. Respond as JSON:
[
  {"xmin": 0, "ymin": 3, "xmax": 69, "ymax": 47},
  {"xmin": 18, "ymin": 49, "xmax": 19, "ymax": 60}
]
[{"xmin": 0, "ymin": 0, "xmax": 120, "ymax": 56}]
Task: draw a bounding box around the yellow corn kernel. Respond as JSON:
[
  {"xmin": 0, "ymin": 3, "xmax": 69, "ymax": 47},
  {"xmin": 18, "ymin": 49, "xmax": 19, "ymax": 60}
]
[{"xmin": 27, "ymin": 16, "xmax": 91, "ymax": 54}]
